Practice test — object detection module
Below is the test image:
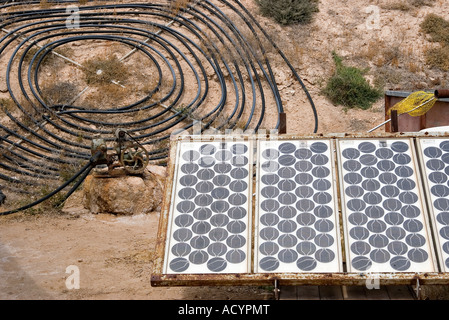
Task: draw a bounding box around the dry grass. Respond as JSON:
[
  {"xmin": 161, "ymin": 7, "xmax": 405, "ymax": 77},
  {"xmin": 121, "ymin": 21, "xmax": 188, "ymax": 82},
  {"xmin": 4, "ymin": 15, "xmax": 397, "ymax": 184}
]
[
  {"xmin": 170, "ymin": 0, "xmax": 191, "ymax": 16},
  {"xmin": 425, "ymin": 45, "xmax": 449, "ymax": 71},
  {"xmin": 421, "ymin": 14, "xmax": 449, "ymax": 71},
  {"xmin": 0, "ymin": 98, "xmax": 16, "ymax": 113},
  {"xmin": 39, "ymin": 0, "xmax": 51, "ymax": 9},
  {"xmin": 81, "ymin": 85, "xmax": 129, "ymax": 110},
  {"xmin": 82, "ymin": 54, "xmax": 130, "ymax": 86},
  {"xmin": 381, "ymin": 0, "xmax": 436, "ymax": 11},
  {"xmin": 23, "ymin": 45, "xmax": 74, "ymax": 70},
  {"xmin": 59, "ymin": 161, "xmax": 84, "ymax": 183},
  {"xmin": 373, "ymin": 66, "xmax": 403, "ymax": 89},
  {"xmin": 40, "ymin": 81, "xmax": 79, "ymax": 106},
  {"xmin": 16, "ymin": 98, "xmax": 40, "ymax": 128},
  {"xmin": 358, "ymin": 40, "xmax": 401, "ymax": 68},
  {"xmin": 421, "ymin": 13, "xmax": 449, "ymax": 45},
  {"xmin": 356, "ymin": 37, "xmax": 428, "ymax": 90}
]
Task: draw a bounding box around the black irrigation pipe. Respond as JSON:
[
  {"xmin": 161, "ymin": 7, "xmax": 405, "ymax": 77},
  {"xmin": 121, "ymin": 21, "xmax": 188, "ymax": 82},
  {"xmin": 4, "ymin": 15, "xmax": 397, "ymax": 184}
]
[
  {"xmin": 0, "ymin": 0, "xmax": 318, "ymax": 214},
  {"xmin": 0, "ymin": 150, "xmax": 102, "ymax": 216}
]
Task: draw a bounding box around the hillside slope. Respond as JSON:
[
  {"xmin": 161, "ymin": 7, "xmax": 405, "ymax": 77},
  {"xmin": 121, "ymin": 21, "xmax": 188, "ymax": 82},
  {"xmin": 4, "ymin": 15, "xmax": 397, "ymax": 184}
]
[{"xmin": 243, "ymin": 0, "xmax": 448, "ymax": 133}]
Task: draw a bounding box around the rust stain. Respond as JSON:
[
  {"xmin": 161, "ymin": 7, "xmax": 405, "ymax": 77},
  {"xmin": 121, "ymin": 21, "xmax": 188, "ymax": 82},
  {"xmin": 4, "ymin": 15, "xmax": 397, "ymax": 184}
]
[{"xmin": 151, "ymin": 272, "xmax": 449, "ymax": 287}]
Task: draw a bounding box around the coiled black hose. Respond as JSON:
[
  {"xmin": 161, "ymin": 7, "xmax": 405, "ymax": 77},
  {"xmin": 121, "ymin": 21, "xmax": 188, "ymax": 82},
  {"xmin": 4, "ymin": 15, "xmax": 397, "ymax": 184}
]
[
  {"xmin": 0, "ymin": 150, "xmax": 102, "ymax": 215},
  {"xmin": 0, "ymin": 0, "xmax": 318, "ymax": 214}
]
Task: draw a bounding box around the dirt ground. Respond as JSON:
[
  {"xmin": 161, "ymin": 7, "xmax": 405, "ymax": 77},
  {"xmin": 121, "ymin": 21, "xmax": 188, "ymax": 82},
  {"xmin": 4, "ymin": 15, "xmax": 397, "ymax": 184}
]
[
  {"xmin": 0, "ymin": 210, "xmax": 273, "ymax": 300},
  {"xmin": 1, "ymin": 0, "xmax": 449, "ymax": 300}
]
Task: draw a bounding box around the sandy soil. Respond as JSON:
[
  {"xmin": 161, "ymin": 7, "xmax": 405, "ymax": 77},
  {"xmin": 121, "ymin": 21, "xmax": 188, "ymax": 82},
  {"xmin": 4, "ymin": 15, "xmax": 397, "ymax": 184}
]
[
  {"xmin": 0, "ymin": 211, "xmax": 272, "ymax": 300},
  {"xmin": 1, "ymin": 0, "xmax": 449, "ymax": 301}
]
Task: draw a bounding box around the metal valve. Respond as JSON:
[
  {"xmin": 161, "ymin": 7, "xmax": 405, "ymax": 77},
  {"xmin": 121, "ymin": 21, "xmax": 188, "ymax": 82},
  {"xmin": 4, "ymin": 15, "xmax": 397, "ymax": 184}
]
[
  {"xmin": 114, "ymin": 128, "xmax": 149, "ymax": 175},
  {"xmin": 90, "ymin": 129, "xmax": 149, "ymax": 176}
]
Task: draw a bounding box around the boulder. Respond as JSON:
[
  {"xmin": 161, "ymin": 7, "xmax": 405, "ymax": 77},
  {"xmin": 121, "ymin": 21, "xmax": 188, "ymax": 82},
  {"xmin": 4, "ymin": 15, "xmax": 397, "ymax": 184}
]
[
  {"xmin": 63, "ymin": 166, "xmax": 166, "ymax": 215},
  {"xmin": 82, "ymin": 173, "xmax": 163, "ymax": 215}
]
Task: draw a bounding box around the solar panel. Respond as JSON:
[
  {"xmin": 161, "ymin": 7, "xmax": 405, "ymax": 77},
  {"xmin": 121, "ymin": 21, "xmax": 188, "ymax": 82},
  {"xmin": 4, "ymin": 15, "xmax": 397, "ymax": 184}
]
[
  {"xmin": 255, "ymin": 139, "xmax": 342, "ymax": 273},
  {"xmin": 163, "ymin": 139, "xmax": 253, "ymax": 274},
  {"xmin": 337, "ymin": 138, "xmax": 437, "ymax": 273},
  {"xmin": 417, "ymin": 138, "xmax": 449, "ymax": 272}
]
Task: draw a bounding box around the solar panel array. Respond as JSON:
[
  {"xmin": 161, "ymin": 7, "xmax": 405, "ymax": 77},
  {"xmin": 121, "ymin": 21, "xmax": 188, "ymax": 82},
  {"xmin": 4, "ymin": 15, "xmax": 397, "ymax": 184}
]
[{"xmin": 162, "ymin": 136, "xmax": 449, "ymax": 276}]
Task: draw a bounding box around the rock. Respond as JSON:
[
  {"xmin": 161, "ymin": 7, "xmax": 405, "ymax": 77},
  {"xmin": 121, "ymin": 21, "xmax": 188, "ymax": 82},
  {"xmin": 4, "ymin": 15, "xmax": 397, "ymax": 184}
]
[
  {"xmin": 62, "ymin": 189, "xmax": 90, "ymax": 215},
  {"xmin": 81, "ymin": 173, "xmax": 163, "ymax": 215},
  {"xmin": 146, "ymin": 164, "xmax": 167, "ymax": 178},
  {"xmin": 0, "ymin": 76, "xmax": 7, "ymax": 93}
]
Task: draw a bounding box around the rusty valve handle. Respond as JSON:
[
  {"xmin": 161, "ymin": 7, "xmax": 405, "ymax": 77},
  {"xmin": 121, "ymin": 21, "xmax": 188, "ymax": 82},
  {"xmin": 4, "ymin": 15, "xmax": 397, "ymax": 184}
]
[{"xmin": 435, "ymin": 89, "xmax": 449, "ymax": 99}]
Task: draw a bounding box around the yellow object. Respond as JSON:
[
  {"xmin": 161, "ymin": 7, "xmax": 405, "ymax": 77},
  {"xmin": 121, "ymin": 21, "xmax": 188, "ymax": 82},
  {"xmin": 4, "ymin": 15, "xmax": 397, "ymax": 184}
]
[{"xmin": 387, "ymin": 91, "xmax": 437, "ymax": 117}]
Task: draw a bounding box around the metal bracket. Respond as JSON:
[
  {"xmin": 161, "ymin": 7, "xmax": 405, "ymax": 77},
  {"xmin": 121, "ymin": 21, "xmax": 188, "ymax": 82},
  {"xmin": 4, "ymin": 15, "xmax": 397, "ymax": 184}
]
[{"xmin": 273, "ymin": 279, "xmax": 280, "ymax": 300}]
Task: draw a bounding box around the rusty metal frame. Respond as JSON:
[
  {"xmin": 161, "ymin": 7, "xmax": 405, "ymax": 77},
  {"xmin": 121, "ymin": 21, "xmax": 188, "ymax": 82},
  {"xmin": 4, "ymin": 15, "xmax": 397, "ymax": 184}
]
[{"xmin": 151, "ymin": 132, "xmax": 449, "ymax": 287}]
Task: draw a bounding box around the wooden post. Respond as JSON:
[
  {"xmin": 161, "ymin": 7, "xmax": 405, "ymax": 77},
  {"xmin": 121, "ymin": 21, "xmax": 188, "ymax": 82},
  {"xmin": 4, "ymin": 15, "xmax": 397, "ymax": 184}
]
[
  {"xmin": 385, "ymin": 94, "xmax": 391, "ymax": 132},
  {"xmin": 279, "ymin": 112, "xmax": 287, "ymax": 134},
  {"xmin": 391, "ymin": 109, "xmax": 399, "ymax": 133}
]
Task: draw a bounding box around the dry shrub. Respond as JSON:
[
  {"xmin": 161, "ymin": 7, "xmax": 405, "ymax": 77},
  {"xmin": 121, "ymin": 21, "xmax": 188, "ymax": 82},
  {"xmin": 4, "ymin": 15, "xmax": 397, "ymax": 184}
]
[
  {"xmin": 382, "ymin": 0, "xmax": 436, "ymax": 10},
  {"xmin": 17, "ymin": 98, "xmax": 40, "ymax": 127},
  {"xmin": 40, "ymin": 81, "xmax": 79, "ymax": 106},
  {"xmin": 409, "ymin": 0, "xmax": 436, "ymax": 6},
  {"xmin": 170, "ymin": 0, "xmax": 191, "ymax": 16},
  {"xmin": 358, "ymin": 40, "xmax": 401, "ymax": 67},
  {"xmin": 373, "ymin": 66, "xmax": 403, "ymax": 89},
  {"xmin": 23, "ymin": 45, "xmax": 74, "ymax": 70},
  {"xmin": 421, "ymin": 14, "xmax": 449, "ymax": 45},
  {"xmin": 425, "ymin": 46, "xmax": 449, "ymax": 71},
  {"xmin": 421, "ymin": 14, "xmax": 449, "ymax": 71},
  {"xmin": 361, "ymin": 40, "xmax": 383, "ymax": 62},
  {"xmin": 382, "ymin": 46, "xmax": 401, "ymax": 67},
  {"xmin": 39, "ymin": 0, "xmax": 50, "ymax": 9},
  {"xmin": 0, "ymin": 98, "xmax": 16, "ymax": 113},
  {"xmin": 81, "ymin": 84, "xmax": 130, "ymax": 109},
  {"xmin": 82, "ymin": 54, "xmax": 130, "ymax": 86}
]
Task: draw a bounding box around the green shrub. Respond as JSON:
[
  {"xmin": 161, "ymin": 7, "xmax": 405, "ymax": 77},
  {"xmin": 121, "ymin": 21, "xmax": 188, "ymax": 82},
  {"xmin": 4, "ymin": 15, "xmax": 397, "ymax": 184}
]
[
  {"xmin": 256, "ymin": 0, "xmax": 319, "ymax": 25},
  {"xmin": 322, "ymin": 52, "xmax": 382, "ymax": 110}
]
